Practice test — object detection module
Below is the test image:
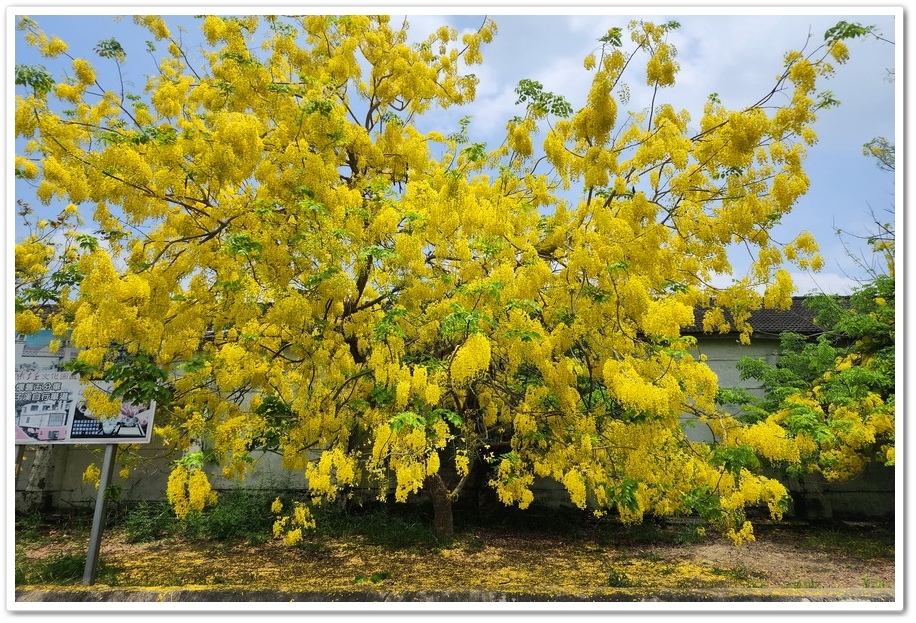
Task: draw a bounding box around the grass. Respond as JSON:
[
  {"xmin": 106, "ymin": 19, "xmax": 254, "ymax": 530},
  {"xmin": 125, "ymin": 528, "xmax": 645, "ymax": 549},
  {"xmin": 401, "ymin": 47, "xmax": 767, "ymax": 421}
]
[
  {"xmin": 310, "ymin": 503, "xmax": 440, "ymax": 550},
  {"xmin": 15, "ymin": 550, "xmax": 121, "ymax": 586},
  {"xmin": 862, "ymin": 576, "xmax": 888, "ymax": 589}
]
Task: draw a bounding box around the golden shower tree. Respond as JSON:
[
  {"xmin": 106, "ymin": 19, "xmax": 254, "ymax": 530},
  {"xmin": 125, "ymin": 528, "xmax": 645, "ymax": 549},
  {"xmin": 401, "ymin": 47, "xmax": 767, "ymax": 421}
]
[{"xmin": 15, "ymin": 15, "xmax": 859, "ymax": 540}]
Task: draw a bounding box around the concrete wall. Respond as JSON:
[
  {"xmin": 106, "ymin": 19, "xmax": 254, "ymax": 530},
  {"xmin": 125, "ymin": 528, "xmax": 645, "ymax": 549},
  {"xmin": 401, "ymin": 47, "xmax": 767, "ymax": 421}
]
[
  {"xmin": 14, "ymin": 334, "xmax": 894, "ymax": 520},
  {"xmin": 682, "ymin": 335, "xmax": 777, "ymax": 442}
]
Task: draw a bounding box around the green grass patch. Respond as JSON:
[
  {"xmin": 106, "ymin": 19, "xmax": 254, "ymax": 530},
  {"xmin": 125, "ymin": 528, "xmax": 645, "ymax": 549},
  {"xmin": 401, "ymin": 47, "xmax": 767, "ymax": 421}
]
[{"xmin": 15, "ymin": 551, "xmax": 120, "ymax": 586}]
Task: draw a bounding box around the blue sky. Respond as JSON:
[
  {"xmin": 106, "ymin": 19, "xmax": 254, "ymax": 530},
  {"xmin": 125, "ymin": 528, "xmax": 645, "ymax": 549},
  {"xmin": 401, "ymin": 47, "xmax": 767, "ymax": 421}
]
[{"xmin": 9, "ymin": 4, "xmax": 900, "ymax": 296}]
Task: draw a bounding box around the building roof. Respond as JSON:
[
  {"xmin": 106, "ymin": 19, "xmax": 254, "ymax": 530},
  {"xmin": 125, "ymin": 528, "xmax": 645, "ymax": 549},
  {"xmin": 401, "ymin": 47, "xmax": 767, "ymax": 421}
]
[{"xmin": 683, "ymin": 296, "xmax": 828, "ymax": 338}]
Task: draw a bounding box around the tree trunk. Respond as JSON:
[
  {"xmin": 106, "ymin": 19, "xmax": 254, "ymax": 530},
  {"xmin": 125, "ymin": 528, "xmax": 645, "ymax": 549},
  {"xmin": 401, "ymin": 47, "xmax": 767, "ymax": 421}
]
[
  {"xmin": 20, "ymin": 445, "xmax": 58, "ymax": 514},
  {"xmin": 424, "ymin": 472, "xmax": 454, "ymax": 541}
]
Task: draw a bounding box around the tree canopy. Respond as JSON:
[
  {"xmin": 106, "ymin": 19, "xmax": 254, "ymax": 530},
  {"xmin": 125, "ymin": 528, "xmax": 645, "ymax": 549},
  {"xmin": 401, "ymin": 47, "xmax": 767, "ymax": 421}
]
[{"xmin": 15, "ymin": 15, "xmax": 870, "ymax": 541}]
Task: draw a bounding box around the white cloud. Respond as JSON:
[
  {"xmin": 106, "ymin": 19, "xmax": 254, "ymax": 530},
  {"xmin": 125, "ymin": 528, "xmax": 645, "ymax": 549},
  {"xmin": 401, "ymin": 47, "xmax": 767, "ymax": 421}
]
[{"xmin": 788, "ymin": 271, "xmax": 867, "ymax": 296}]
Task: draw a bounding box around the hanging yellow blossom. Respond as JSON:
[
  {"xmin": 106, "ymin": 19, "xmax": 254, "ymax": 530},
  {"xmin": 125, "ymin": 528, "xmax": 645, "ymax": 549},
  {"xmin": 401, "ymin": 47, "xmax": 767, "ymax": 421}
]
[
  {"xmin": 450, "ymin": 333, "xmax": 491, "ymax": 385},
  {"xmin": 166, "ymin": 465, "xmax": 217, "ymax": 520}
]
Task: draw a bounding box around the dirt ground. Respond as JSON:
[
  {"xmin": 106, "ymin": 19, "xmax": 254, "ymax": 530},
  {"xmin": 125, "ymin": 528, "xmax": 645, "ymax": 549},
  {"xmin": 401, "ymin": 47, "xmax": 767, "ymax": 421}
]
[{"xmin": 15, "ymin": 514, "xmax": 896, "ymax": 597}]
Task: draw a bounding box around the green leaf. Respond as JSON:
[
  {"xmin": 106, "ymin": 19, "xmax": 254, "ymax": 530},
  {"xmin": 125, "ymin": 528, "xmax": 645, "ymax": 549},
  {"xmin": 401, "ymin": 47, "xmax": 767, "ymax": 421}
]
[
  {"xmin": 710, "ymin": 445, "xmax": 760, "ymax": 481},
  {"xmin": 175, "ymin": 450, "xmax": 206, "ymax": 469},
  {"xmin": 357, "ymin": 244, "xmax": 398, "ymax": 262},
  {"xmin": 461, "ymin": 142, "xmax": 487, "ymax": 163},
  {"xmin": 15, "ymin": 64, "xmax": 54, "ymax": 94},
  {"xmin": 514, "ymin": 79, "xmax": 573, "ymax": 118},
  {"xmin": 598, "ymin": 27, "xmax": 623, "ymax": 47},
  {"xmin": 389, "ymin": 411, "xmax": 424, "ymax": 432},
  {"xmin": 75, "ymin": 234, "xmax": 100, "ymax": 251},
  {"xmin": 431, "ymin": 408, "xmax": 463, "ymax": 427},
  {"xmin": 94, "ymin": 38, "xmax": 126, "ymax": 62},
  {"xmin": 824, "ymin": 20, "xmax": 874, "ymax": 42},
  {"xmin": 503, "ymin": 329, "xmax": 541, "ymax": 342},
  {"xmin": 223, "ymin": 232, "xmax": 263, "ymax": 257},
  {"xmin": 608, "ymin": 477, "xmax": 640, "ymax": 513}
]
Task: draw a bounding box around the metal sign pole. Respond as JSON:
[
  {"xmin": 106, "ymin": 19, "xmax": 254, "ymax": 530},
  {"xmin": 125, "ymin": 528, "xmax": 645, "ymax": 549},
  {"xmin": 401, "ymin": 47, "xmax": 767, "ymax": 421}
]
[{"xmin": 82, "ymin": 443, "xmax": 118, "ymax": 585}]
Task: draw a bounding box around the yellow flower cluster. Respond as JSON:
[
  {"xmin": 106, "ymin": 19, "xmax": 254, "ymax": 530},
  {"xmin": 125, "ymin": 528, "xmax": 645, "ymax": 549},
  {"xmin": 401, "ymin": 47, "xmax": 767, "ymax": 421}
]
[
  {"xmin": 820, "ymin": 447, "xmax": 869, "ymax": 482},
  {"xmin": 82, "ymin": 385, "xmax": 123, "ymax": 419},
  {"xmin": 454, "ymin": 450, "xmax": 470, "ymax": 476},
  {"xmin": 271, "ymin": 498, "xmax": 316, "ymax": 546},
  {"xmin": 426, "ymin": 451, "xmax": 441, "ymax": 476},
  {"xmin": 82, "ymin": 462, "xmax": 102, "ymax": 488},
  {"xmin": 491, "ymin": 459, "xmax": 535, "ymax": 509},
  {"xmin": 738, "ymin": 419, "xmax": 801, "ymax": 464},
  {"xmin": 828, "ymin": 40, "xmax": 850, "ymax": 63},
  {"xmin": 450, "ymin": 333, "xmax": 491, "ymax": 385},
  {"xmin": 212, "ymin": 413, "xmax": 262, "ymax": 480},
  {"xmin": 304, "ymin": 448, "xmax": 358, "ymax": 502},
  {"xmin": 603, "ymin": 359, "xmax": 678, "ymax": 417},
  {"xmin": 15, "ymin": 310, "xmax": 43, "ymax": 335},
  {"xmin": 166, "ymin": 465, "xmax": 217, "ymax": 520},
  {"xmin": 393, "ymin": 461, "xmax": 427, "ymax": 502},
  {"xmin": 726, "ymin": 520, "xmax": 755, "ymax": 546},
  {"xmin": 395, "ymin": 379, "xmax": 411, "ymax": 409},
  {"xmin": 72, "ymin": 58, "xmax": 96, "ymax": 85},
  {"xmin": 640, "ymin": 297, "xmax": 695, "ymax": 339},
  {"xmin": 562, "ymin": 470, "xmax": 588, "ymax": 509}
]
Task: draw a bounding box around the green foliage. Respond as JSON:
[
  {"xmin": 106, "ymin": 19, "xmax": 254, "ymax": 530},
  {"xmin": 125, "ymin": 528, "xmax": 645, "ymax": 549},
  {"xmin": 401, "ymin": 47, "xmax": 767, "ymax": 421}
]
[
  {"xmin": 224, "ymin": 232, "xmax": 264, "ymax": 257},
  {"xmin": 607, "ymin": 477, "xmax": 640, "ymax": 513},
  {"xmin": 710, "ymin": 445, "xmax": 760, "ymax": 481},
  {"xmin": 440, "ymin": 302, "xmax": 493, "ymax": 338},
  {"xmin": 461, "ymin": 142, "xmax": 487, "ymax": 163},
  {"xmin": 121, "ymin": 501, "xmax": 178, "ymax": 543},
  {"xmin": 16, "ymin": 552, "xmax": 85, "ymax": 584},
  {"xmin": 175, "ymin": 450, "xmax": 207, "ymax": 469},
  {"xmin": 736, "ymin": 274, "xmax": 894, "ymax": 412},
  {"xmin": 598, "ymin": 27, "xmax": 623, "ymax": 47},
  {"xmin": 824, "ymin": 21, "xmax": 876, "ymax": 42},
  {"xmin": 353, "ymin": 570, "xmax": 391, "ymax": 584},
  {"xmin": 682, "ymin": 486, "xmax": 722, "ymax": 522},
  {"xmin": 514, "ymin": 78, "xmax": 573, "ymax": 118},
  {"xmin": 727, "ymin": 266, "xmax": 895, "ymax": 477},
  {"xmin": 181, "ymin": 488, "xmax": 277, "ymax": 544},
  {"xmin": 605, "ymin": 567, "xmax": 632, "ymax": 587},
  {"xmin": 64, "ymin": 346, "xmax": 172, "ymax": 407},
  {"xmin": 389, "ymin": 410, "xmax": 425, "ymax": 432},
  {"xmin": 14, "ymin": 514, "xmax": 121, "ymax": 587},
  {"xmin": 94, "ymin": 37, "xmax": 126, "ymax": 61},
  {"xmin": 251, "ymin": 394, "xmax": 296, "ymax": 451},
  {"xmin": 311, "ymin": 504, "xmax": 439, "ymax": 549},
  {"xmin": 14, "ymin": 512, "xmax": 49, "ymax": 544},
  {"xmin": 104, "ymin": 348, "xmax": 172, "ymax": 405},
  {"xmin": 14, "ymin": 64, "xmax": 54, "ymax": 94},
  {"xmin": 674, "ymin": 523, "xmax": 708, "ymax": 545}
]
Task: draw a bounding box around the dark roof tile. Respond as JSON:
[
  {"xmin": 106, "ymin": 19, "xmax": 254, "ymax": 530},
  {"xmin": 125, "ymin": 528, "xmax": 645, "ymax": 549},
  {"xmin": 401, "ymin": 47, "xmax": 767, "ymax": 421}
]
[{"xmin": 684, "ymin": 296, "xmax": 829, "ymax": 337}]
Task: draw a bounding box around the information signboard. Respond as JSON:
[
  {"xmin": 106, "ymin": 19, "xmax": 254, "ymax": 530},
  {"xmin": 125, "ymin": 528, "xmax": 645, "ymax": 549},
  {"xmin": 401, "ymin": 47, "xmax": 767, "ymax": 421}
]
[{"xmin": 14, "ymin": 331, "xmax": 156, "ymax": 445}]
